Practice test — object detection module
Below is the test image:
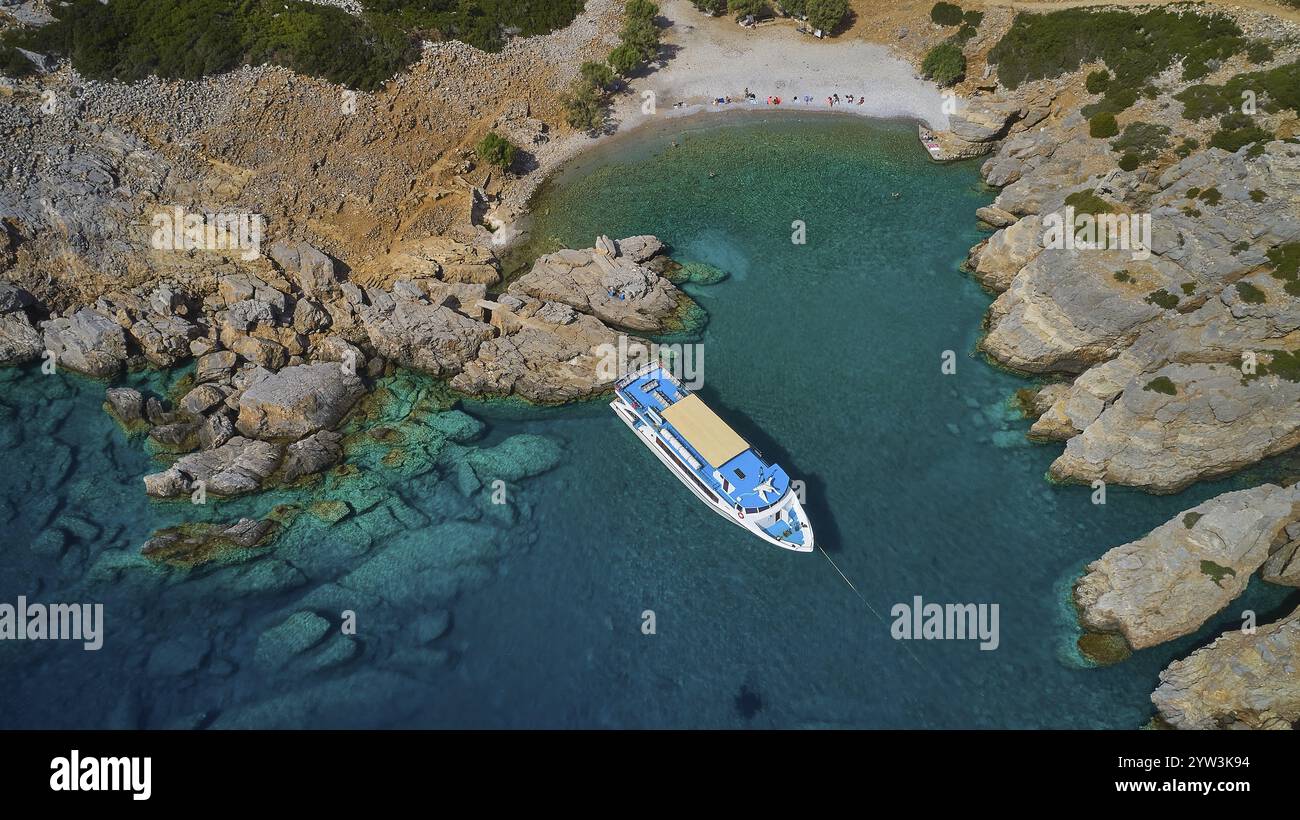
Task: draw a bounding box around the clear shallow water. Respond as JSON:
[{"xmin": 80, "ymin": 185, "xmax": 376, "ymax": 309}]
[{"xmin": 2, "ymin": 114, "xmax": 1295, "ymax": 728}]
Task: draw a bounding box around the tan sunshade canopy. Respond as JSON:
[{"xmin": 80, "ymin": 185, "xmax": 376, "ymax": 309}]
[{"xmin": 661, "ymin": 394, "xmax": 749, "ymax": 467}]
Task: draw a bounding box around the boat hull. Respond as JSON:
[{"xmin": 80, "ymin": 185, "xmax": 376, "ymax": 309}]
[{"xmin": 611, "ymin": 398, "xmax": 814, "ymax": 552}]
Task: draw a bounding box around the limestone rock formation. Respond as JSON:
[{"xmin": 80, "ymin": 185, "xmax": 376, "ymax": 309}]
[
  {"xmin": 451, "ymin": 293, "xmax": 637, "ymax": 402},
  {"xmin": 235, "ymin": 362, "xmax": 364, "ymax": 440},
  {"xmin": 509, "ymin": 236, "xmax": 687, "ymax": 333},
  {"xmin": 1151, "ymin": 604, "xmax": 1300, "ymax": 729},
  {"xmin": 41, "ymin": 308, "xmax": 127, "ymax": 377},
  {"xmin": 269, "ymin": 239, "xmax": 339, "ymax": 298},
  {"xmin": 1075, "ymin": 485, "xmax": 1300, "ymax": 650},
  {"xmin": 359, "ymin": 295, "xmax": 494, "ymax": 377}
]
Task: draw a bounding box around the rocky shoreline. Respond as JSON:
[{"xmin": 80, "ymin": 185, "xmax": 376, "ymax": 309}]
[
  {"xmin": 2, "ymin": 231, "xmax": 701, "ymax": 516},
  {"xmin": 4, "ymin": 0, "xmax": 1300, "ymax": 728},
  {"xmin": 924, "ymin": 5, "xmax": 1300, "ymax": 727}
]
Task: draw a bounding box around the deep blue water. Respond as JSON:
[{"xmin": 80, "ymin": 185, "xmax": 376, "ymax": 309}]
[{"xmin": 1, "ymin": 113, "xmax": 1294, "ymax": 728}]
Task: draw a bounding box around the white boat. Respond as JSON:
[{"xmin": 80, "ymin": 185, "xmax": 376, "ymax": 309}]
[{"xmin": 610, "ymin": 362, "xmax": 814, "ymax": 552}]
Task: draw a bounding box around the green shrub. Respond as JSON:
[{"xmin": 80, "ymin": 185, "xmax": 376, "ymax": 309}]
[
  {"xmin": 930, "ymin": 2, "xmax": 964, "ymax": 26},
  {"xmin": 922, "ymin": 42, "xmax": 966, "ymax": 87},
  {"xmin": 806, "ymin": 0, "xmax": 848, "ymax": 33},
  {"xmin": 608, "ymin": 44, "xmax": 641, "ymax": 76},
  {"xmin": 1144, "ymin": 376, "xmax": 1177, "ymax": 395},
  {"xmin": 1085, "ymin": 69, "xmax": 1110, "ymax": 94},
  {"xmin": 988, "ymin": 8, "xmax": 1245, "ymax": 90},
  {"xmin": 1175, "ymin": 61, "xmax": 1300, "ymax": 121},
  {"xmin": 1111, "ymin": 121, "xmax": 1170, "ymax": 164},
  {"xmin": 691, "ymin": 0, "xmax": 728, "ymax": 13},
  {"xmin": 1180, "ymin": 282, "xmax": 1195, "ymax": 295},
  {"xmin": 1247, "ymin": 41, "xmax": 1274, "ymax": 64},
  {"xmin": 626, "ymin": 0, "xmax": 660, "ymax": 20},
  {"xmin": 1145, "ymin": 289, "xmax": 1180, "ymax": 310},
  {"xmin": 1267, "ymin": 243, "xmax": 1300, "ymax": 296},
  {"xmin": 1113, "ymin": 270, "xmax": 1133, "ymax": 283},
  {"xmin": 1210, "ymin": 119, "xmax": 1273, "ymax": 153},
  {"xmin": 1175, "ymin": 138, "xmax": 1199, "ymax": 158},
  {"xmin": 728, "ymin": 0, "xmax": 768, "ymax": 18},
  {"xmin": 1250, "ymin": 189, "xmax": 1268, "ymax": 203},
  {"xmin": 580, "ymin": 61, "xmax": 615, "ymax": 91},
  {"xmin": 963, "ymin": 9, "xmax": 983, "ymax": 27},
  {"xmin": 475, "ymin": 131, "xmax": 517, "ymax": 169},
  {"xmin": 1235, "ymin": 281, "xmax": 1267, "ymax": 304},
  {"xmin": 1, "ymin": 0, "xmax": 585, "ymax": 89},
  {"xmin": 1089, "ymin": 112, "xmax": 1118, "ymax": 138},
  {"xmin": 1118, "ymin": 153, "xmax": 1140, "ymax": 171},
  {"xmin": 1198, "ymin": 187, "xmax": 1222, "ymax": 205},
  {"xmin": 620, "ymin": 15, "xmax": 661, "ymax": 60},
  {"xmin": 561, "ymin": 80, "xmax": 607, "ymax": 132},
  {"xmin": 1063, "ymin": 189, "xmax": 1113, "ymax": 214}
]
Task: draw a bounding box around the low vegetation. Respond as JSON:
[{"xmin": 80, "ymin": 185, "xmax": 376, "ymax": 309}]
[
  {"xmin": 475, "ymin": 131, "xmax": 518, "ymax": 170},
  {"xmin": 989, "ymin": 7, "xmax": 1251, "ymax": 119},
  {"xmin": 1144, "ymin": 376, "xmax": 1177, "ymax": 395},
  {"xmin": 691, "ymin": 0, "xmax": 728, "ymax": 14},
  {"xmin": 1088, "ymin": 112, "xmax": 1118, "ymax": 139},
  {"xmin": 1145, "ymin": 289, "xmax": 1180, "ymax": 310},
  {"xmin": 930, "ymin": 2, "xmax": 963, "ymax": 26},
  {"xmin": 1110, "ymin": 122, "xmax": 1170, "ymax": 169},
  {"xmin": 1063, "ymin": 189, "xmax": 1113, "ymax": 215},
  {"xmin": 922, "ymin": 42, "xmax": 966, "ymax": 87},
  {"xmin": 1267, "ymin": 243, "xmax": 1300, "ymax": 297},
  {"xmin": 1235, "ymin": 281, "xmax": 1267, "ymax": 304},
  {"xmin": 562, "ymin": 1, "xmax": 662, "ymax": 133},
  {"xmin": 1, "ymin": 0, "xmax": 585, "ymax": 90}
]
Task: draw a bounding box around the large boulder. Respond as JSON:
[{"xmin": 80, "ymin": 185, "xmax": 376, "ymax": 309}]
[
  {"xmin": 143, "ymin": 436, "xmax": 284, "ymax": 498},
  {"xmin": 360, "ymin": 296, "xmax": 494, "ymax": 377},
  {"xmin": 269, "ymin": 239, "xmax": 338, "ymax": 298},
  {"xmin": 452, "ymin": 294, "xmax": 637, "ymax": 402},
  {"xmin": 509, "ymin": 237, "xmax": 686, "ymax": 333},
  {"xmin": 1075, "ymin": 484, "xmax": 1300, "ymax": 650},
  {"xmin": 235, "ymin": 363, "xmax": 364, "ymax": 440},
  {"xmin": 129, "ymin": 313, "xmax": 201, "ymax": 367},
  {"xmin": 0, "ymin": 311, "xmax": 43, "ymax": 366},
  {"xmin": 41, "ymin": 308, "xmax": 128, "ymax": 377},
  {"xmin": 280, "ymin": 430, "xmax": 345, "ymax": 482}
]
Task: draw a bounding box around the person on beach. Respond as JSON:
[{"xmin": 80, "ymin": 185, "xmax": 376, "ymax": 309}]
[{"xmin": 858, "ymin": 96, "xmax": 865, "ymax": 105}]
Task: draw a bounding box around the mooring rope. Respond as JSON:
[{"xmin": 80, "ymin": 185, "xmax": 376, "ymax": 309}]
[{"xmin": 817, "ymin": 545, "xmax": 928, "ymax": 672}]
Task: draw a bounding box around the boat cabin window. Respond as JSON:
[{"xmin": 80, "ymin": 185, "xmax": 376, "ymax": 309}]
[{"xmin": 733, "ymin": 468, "xmax": 746, "ymax": 480}]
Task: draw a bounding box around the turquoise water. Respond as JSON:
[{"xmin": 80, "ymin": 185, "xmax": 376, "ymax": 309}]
[{"xmin": 2, "ymin": 113, "xmax": 1295, "ymax": 728}]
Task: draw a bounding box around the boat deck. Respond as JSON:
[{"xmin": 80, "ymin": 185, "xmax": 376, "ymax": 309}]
[{"xmin": 616, "ymin": 365, "xmax": 791, "ymax": 511}]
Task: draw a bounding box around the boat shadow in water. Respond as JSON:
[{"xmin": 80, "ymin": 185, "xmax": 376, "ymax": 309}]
[{"xmin": 692, "ymin": 385, "xmax": 844, "ymax": 554}]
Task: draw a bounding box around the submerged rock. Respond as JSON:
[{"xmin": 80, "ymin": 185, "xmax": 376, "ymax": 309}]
[
  {"xmin": 1075, "ymin": 485, "xmax": 1300, "ymax": 650},
  {"xmin": 140, "ymin": 517, "xmax": 278, "ymax": 568},
  {"xmin": 254, "ymin": 611, "xmax": 331, "ymax": 671}
]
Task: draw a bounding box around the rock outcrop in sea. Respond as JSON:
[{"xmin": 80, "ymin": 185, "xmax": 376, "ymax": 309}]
[
  {"xmin": 940, "ymin": 6, "xmax": 1300, "ymax": 726},
  {"xmin": 1151, "ymin": 603, "xmax": 1300, "ymax": 729},
  {"xmin": 1075, "ymin": 485, "xmax": 1300, "ymax": 652}
]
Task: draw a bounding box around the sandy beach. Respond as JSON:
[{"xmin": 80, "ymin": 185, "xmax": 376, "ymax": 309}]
[
  {"xmin": 503, "ymin": 0, "xmax": 951, "ymax": 226},
  {"xmin": 617, "ymin": 0, "xmax": 952, "ymax": 130}
]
